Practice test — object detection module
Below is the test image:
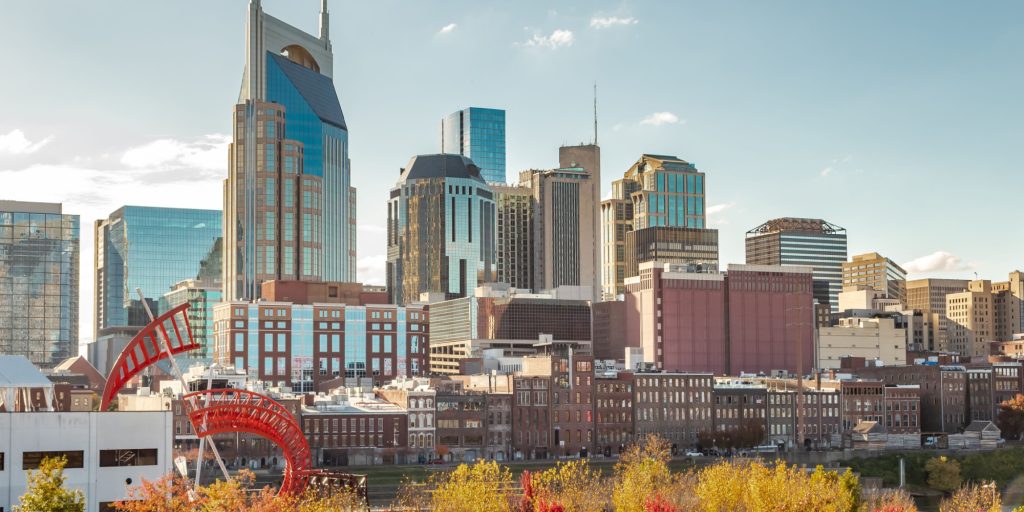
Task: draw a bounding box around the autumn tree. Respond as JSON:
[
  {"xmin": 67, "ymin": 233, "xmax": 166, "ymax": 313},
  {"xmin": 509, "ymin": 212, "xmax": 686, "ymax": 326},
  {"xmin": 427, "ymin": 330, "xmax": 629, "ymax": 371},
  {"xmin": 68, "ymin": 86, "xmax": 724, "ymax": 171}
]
[
  {"xmin": 429, "ymin": 460, "xmax": 515, "ymax": 512},
  {"xmin": 862, "ymin": 488, "xmax": 918, "ymax": 512},
  {"xmin": 114, "ymin": 474, "xmax": 194, "ymax": 511},
  {"xmin": 997, "ymin": 394, "xmax": 1024, "ymax": 440},
  {"xmin": 14, "ymin": 455, "xmax": 85, "ymax": 512},
  {"xmin": 938, "ymin": 482, "xmax": 1000, "ymax": 512},
  {"xmin": 524, "ymin": 460, "xmax": 606, "ymax": 512},
  {"xmin": 612, "ymin": 434, "xmax": 676, "ymax": 512},
  {"xmin": 925, "ymin": 456, "xmax": 962, "ymax": 493}
]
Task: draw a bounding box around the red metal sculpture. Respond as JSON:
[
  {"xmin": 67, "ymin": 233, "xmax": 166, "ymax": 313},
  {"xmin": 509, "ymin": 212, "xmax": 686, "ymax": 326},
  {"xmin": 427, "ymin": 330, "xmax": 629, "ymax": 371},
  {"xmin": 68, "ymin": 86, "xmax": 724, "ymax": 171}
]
[
  {"xmin": 182, "ymin": 388, "xmax": 313, "ymax": 494},
  {"xmin": 100, "ymin": 303, "xmax": 201, "ymax": 410}
]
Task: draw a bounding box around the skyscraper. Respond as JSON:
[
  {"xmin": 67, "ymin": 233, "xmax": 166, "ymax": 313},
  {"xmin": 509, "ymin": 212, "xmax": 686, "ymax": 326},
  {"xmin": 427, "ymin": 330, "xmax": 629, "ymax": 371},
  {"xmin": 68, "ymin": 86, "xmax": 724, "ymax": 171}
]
[
  {"xmin": 745, "ymin": 218, "xmax": 848, "ymax": 312},
  {"xmin": 905, "ymin": 278, "xmax": 970, "ymax": 352},
  {"xmin": 558, "ymin": 144, "xmax": 602, "ymax": 298},
  {"xmin": 600, "ymin": 154, "xmax": 716, "ymax": 299},
  {"xmin": 441, "ymin": 107, "xmax": 506, "ymax": 183},
  {"xmin": 0, "ymin": 201, "xmax": 79, "ymax": 367},
  {"xmin": 492, "ymin": 184, "xmax": 532, "ymax": 290},
  {"xmin": 94, "ymin": 206, "xmax": 222, "ymax": 338},
  {"xmin": 225, "ymin": 0, "xmax": 355, "ymax": 301},
  {"xmin": 520, "ymin": 165, "xmax": 596, "ymax": 295},
  {"xmin": 387, "ymin": 154, "xmax": 496, "ymax": 305}
]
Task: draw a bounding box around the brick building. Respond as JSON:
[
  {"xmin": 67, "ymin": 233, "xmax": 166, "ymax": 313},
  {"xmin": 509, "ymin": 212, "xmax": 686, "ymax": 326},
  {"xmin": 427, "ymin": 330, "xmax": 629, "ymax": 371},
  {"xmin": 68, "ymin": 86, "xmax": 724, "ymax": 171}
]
[
  {"xmin": 512, "ymin": 351, "xmax": 595, "ymax": 459},
  {"xmin": 854, "ymin": 365, "xmax": 966, "ymax": 433},
  {"xmin": 634, "ymin": 372, "xmax": 713, "ymax": 450},
  {"xmin": 301, "ymin": 387, "xmax": 408, "ymax": 466},
  {"xmin": 595, "ymin": 371, "xmax": 634, "ymax": 454}
]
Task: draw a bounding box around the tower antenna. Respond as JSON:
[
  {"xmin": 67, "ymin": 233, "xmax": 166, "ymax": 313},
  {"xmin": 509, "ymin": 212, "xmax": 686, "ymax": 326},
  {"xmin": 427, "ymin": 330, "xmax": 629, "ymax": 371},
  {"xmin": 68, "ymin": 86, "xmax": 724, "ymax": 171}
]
[{"xmin": 593, "ymin": 82, "xmax": 598, "ymax": 145}]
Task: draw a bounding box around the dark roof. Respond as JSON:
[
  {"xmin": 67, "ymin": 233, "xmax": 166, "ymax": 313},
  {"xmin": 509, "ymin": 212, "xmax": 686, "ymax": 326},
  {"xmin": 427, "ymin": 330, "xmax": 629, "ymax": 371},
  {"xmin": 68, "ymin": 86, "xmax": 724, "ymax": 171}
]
[
  {"xmin": 398, "ymin": 154, "xmax": 485, "ymax": 184},
  {"xmin": 269, "ymin": 53, "xmax": 347, "ymax": 130},
  {"xmin": 642, "ymin": 153, "xmax": 688, "ymax": 163},
  {"xmin": 964, "ymin": 420, "xmax": 998, "ymax": 432}
]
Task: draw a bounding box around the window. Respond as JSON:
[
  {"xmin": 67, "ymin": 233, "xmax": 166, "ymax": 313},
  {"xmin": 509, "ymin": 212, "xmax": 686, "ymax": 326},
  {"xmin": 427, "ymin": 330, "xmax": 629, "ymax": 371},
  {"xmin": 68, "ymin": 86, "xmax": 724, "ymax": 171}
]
[
  {"xmin": 99, "ymin": 449, "xmax": 158, "ymax": 467},
  {"xmin": 23, "ymin": 451, "xmax": 84, "ymax": 470}
]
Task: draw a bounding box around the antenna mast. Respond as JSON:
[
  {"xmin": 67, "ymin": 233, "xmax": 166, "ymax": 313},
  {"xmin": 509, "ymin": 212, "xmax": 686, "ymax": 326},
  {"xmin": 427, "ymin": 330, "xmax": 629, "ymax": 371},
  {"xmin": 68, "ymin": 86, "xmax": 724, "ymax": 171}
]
[{"xmin": 593, "ymin": 82, "xmax": 598, "ymax": 145}]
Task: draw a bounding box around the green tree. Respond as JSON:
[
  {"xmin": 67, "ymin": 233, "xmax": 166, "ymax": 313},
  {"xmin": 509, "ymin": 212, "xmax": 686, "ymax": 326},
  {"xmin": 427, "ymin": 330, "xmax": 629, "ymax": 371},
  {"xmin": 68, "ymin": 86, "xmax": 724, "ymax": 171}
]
[
  {"xmin": 925, "ymin": 456, "xmax": 962, "ymax": 493},
  {"xmin": 15, "ymin": 455, "xmax": 85, "ymax": 512},
  {"xmin": 997, "ymin": 394, "xmax": 1024, "ymax": 440}
]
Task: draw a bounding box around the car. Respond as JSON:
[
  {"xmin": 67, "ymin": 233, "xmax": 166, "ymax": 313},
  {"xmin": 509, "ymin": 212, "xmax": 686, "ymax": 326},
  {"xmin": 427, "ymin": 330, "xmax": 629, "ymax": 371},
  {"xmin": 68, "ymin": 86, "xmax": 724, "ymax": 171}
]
[{"xmin": 684, "ymin": 451, "xmax": 703, "ymax": 457}]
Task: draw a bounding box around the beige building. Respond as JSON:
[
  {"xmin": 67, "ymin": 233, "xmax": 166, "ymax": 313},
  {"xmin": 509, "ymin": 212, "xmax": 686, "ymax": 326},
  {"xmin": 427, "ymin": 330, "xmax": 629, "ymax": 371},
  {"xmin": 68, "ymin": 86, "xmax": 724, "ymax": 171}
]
[
  {"xmin": 947, "ymin": 280, "xmax": 995, "ymax": 358},
  {"xmin": 993, "ymin": 271, "xmax": 1024, "ymax": 341},
  {"xmin": 905, "ymin": 278, "xmax": 969, "ymax": 351},
  {"xmin": 817, "ymin": 316, "xmax": 907, "ymax": 369},
  {"xmin": 492, "ymin": 185, "xmax": 533, "ymax": 290},
  {"xmin": 842, "ymin": 252, "xmax": 907, "ymax": 304}
]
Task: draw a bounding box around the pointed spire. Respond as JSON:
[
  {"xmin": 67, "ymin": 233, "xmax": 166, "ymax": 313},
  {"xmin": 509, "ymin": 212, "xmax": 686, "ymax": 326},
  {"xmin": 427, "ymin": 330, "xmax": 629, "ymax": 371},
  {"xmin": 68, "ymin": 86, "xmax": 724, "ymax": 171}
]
[{"xmin": 319, "ymin": 0, "xmax": 330, "ymax": 41}]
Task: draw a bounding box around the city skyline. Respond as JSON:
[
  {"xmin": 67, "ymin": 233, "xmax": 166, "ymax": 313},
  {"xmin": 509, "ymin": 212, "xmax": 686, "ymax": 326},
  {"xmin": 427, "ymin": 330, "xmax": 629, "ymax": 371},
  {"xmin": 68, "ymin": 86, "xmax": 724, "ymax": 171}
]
[{"xmin": 1, "ymin": 0, "xmax": 1022, "ymax": 345}]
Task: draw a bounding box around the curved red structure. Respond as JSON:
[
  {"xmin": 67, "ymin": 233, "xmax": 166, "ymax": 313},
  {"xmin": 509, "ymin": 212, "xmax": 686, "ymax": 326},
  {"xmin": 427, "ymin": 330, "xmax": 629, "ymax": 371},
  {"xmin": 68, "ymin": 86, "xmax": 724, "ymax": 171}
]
[
  {"xmin": 183, "ymin": 388, "xmax": 312, "ymax": 494},
  {"xmin": 100, "ymin": 303, "xmax": 200, "ymax": 410}
]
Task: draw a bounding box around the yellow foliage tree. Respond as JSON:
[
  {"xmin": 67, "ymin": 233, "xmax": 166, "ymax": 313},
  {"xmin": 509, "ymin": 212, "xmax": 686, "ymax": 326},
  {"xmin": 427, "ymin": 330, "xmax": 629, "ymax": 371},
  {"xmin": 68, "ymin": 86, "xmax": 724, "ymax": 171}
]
[
  {"xmin": 527, "ymin": 459, "xmax": 607, "ymax": 512},
  {"xmin": 612, "ymin": 434, "xmax": 676, "ymax": 512},
  {"xmin": 695, "ymin": 460, "xmax": 859, "ymax": 512},
  {"xmin": 938, "ymin": 482, "xmax": 1000, "ymax": 512},
  {"xmin": 429, "ymin": 460, "xmax": 514, "ymax": 512}
]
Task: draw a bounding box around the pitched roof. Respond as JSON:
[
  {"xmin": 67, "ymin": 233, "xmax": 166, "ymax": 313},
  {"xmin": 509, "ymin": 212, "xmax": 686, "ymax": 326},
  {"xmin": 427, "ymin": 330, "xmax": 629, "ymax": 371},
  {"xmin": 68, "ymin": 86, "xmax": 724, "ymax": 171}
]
[
  {"xmin": 397, "ymin": 154, "xmax": 485, "ymax": 184},
  {"xmin": 269, "ymin": 52, "xmax": 347, "ymax": 130},
  {"xmin": 0, "ymin": 356, "xmax": 52, "ymax": 389}
]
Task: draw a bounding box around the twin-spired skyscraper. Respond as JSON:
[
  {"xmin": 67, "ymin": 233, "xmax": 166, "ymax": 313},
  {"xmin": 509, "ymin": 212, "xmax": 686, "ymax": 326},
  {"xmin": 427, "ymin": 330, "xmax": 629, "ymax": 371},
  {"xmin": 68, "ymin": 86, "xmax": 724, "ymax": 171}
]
[{"xmin": 224, "ymin": 0, "xmax": 356, "ymax": 300}]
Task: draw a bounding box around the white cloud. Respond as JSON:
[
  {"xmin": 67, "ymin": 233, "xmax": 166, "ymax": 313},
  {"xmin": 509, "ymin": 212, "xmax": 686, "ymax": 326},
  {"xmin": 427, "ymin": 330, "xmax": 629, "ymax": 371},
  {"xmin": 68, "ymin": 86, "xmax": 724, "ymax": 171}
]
[
  {"xmin": 902, "ymin": 251, "xmax": 975, "ymax": 274},
  {"xmin": 640, "ymin": 112, "xmax": 681, "ymax": 126},
  {"xmin": 357, "ymin": 254, "xmax": 387, "ymax": 286},
  {"xmin": 0, "ymin": 129, "xmax": 52, "ymax": 155},
  {"xmin": 707, "ymin": 202, "xmax": 735, "ymax": 226},
  {"xmin": 358, "ymin": 224, "xmax": 386, "ymax": 234},
  {"xmin": 590, "ymin": 16, "xmax": 638, "ymax": 29},
  {"xmin": 438, "ymin": 23, "xmax": 457, "ymax": 35},
  {"xmin": 121, "ymin": 134, "xmax": 229, "ymax": 171},
  {"xmin": 820, "ymin": 167, "xmax": 833, "ymax": 177},
  {"xmin": 522, "ymin": 29, "xmax": 574, "ymax": 49}
]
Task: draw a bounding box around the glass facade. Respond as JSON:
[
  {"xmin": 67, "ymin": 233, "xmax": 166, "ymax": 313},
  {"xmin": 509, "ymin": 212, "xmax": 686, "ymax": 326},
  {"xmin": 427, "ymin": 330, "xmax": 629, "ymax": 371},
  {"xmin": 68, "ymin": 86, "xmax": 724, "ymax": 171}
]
[
  {"xmin": 441, "ymin": 107, "xmax": 506, "ymax": 184},
  {"xmin": 0, "ymin": 202, "xmax": 79, "ymax": 367},
  {"xmin": 95, "ymin": 206, "xmax": 221, "ymax": 334},
  {"xmin": 160, "ymin": 280, "xmax": 222, "ymax": 358}
]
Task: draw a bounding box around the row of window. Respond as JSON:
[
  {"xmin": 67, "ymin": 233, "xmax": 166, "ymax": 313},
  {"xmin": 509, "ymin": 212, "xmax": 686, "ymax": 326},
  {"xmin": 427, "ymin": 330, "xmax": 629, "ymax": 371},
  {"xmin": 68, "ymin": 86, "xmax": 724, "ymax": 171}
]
[{"xmin": 0, "ymin": 449, "xmax": 158, "ymax": 471}]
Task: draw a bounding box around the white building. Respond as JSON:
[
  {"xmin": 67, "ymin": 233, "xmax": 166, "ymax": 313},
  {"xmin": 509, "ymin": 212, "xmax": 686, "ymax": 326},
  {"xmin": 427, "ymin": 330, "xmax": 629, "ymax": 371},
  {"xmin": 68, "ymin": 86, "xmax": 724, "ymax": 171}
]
[
  {"xmin": 817, "ymin": 317, "xmax": 908, "ymax": 369},
  {"xmin": 1, "ymin": 357, "xmax": 173, "ymax": 511}
]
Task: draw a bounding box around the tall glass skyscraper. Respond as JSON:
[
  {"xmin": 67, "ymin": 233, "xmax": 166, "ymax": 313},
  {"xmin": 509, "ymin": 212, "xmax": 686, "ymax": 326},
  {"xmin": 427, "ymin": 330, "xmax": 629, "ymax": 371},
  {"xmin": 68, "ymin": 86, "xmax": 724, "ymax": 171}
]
[
  {"xmin": 386, "ymin": 154, "xmax": 496, "ymax": 305},
  {"xmin": 745, "ymin": 217, "xmax": 848, "ymax": 312},
  {"xmin": 226, "ymin": 0, "xmax": 355, "ymax": 301},
  {"xmin": 441, "ymin": 107, "xmax": 506, "ymax": 184},
  {"xmin": 0, "ymin": 201, "xmax": 79, "ymax": 367},
  {"xmin": 94, "ymin": 206, "xmax": 222, "ymax": 336}
]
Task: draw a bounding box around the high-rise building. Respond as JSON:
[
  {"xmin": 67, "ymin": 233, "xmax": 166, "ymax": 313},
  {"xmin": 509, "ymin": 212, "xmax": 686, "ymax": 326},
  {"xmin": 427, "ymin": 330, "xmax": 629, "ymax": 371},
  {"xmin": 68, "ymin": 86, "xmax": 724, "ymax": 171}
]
[
  {"xmin": 0, "ymin": 201, "xmax": 79, "ymax": 367},
  {"xmin": 94, "ymin": 206, "xmax": 221, "ymax": 337},
  {"xmin": 225, "ymin": 0, "xmax": 355, "ymax": 301},
  {"xmin": 817, "ymin": 317, "xmax": 908, "ymax": 369},
  {"xmin": 386, "ymin": 154, "xmax": 496, "ymax": 305},
  {"xmin": 993, "ymin": 271, "xmax": 1024, "ymax": 341},
  {"xmin": 441, "ymin": 107, "xmax": 506, "ymax": 183},
  {"xmin": 492, "ymin": 184, "xmax": 532, "ymax": 290},
  {"xmin": 745, "ymin": 218, "xmax": 847, "ymax": 312},
  {"xmin": 559, "ymin": 145, "xmax": 602, "ymax": 300},
  {"xmin": 160, "ymin": 279, "xmax": 222, "ymax": 359},
  {"xmin": 520, "ymin": 165, "xmax": 596, "ymax": 295},
  {"xmin": 841, "ymin": 252, "xmax": 907, "ymax": 304},
  {"xmin": 947, "ymin": 280, "xmax": 994, "ymax": 358},
  {"xmin": 905, "ymin": 278, "xmax": 969, "ymax": 352},
  {"xmin": 600, "ymin": 154, "xmax": 714, "ymax": 299}
]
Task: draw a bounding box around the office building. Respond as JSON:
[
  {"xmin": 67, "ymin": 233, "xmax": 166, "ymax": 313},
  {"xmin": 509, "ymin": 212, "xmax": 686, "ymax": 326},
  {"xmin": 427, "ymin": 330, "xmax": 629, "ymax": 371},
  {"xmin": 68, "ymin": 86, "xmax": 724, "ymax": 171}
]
[
  {"xmin": 302, "ymin": 386, "xmax": 409, "ymax": 466},
  {"xmin": 519, "ymin": 165, "xmax": 596, "ymax": 295},
  {"xmin": 817, "ymin": 317, "xmax": 908, "ymax": 369},
  {"xmin": 745, "ymin": 217, "xmax": 847, "ymax": 312},
  {"xmin": 947, "ymin": 280, "xmax": 996, "ymax": 358},
  {"xmin": 386, "ymin": 154, "xmax": 496, "ymax": 305},
  {"xmin": 492, "ymin": 184, "xmax": 532, "ymax": 290},
  {"xmin": 94, "ymin": 206, "xmax": 221, "ymax": 337},
  {"xmin": 993, "ymin": 271, "xmax": 1024, "ymax": 341},
  {"xmin": 160, "ymin": 279, "xmax": 222, "ymax": 359},
  {"xmin": 842, "ymin": 252, "xmax": 907, "ymax": 304},
  {"xmin": 601, "ymin": 154, "xmax": 714, "ymax": 299},
  {"xmin": 226, "ymin": 0, "xmax": 356, "ymax": 301},
  {"xmin": 558, "ymin": 144, "xmax": 602, "ymax": 299},
  {"xmin": 624, "ymin": 262, "xmax": 815, "ymax": 376},
  {"xmin": 213, "ymin": 280, "xmax": 429, "ymax": 390},
  {"xmin": 441, "ymin": 107, "xmax": 506, "ymax": 183},
  {"xmin": 905, "ymin": 278, "xmax": 970, "ymax": 352},
  {"xmin": 428, "ymin": 284, "xmax": 591, "ymax": 374},
  {"xmin": 0, "ymin": 201, "xmax": 79, "ymax": 367}
]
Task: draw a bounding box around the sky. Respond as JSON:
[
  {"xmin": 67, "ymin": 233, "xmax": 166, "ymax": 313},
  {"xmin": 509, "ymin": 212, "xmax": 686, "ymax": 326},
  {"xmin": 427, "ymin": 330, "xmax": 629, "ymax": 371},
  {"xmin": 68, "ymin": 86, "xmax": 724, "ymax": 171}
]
[{"xmin": 1, "ymin": 1, "xmax": 1022, "ymax": 347}]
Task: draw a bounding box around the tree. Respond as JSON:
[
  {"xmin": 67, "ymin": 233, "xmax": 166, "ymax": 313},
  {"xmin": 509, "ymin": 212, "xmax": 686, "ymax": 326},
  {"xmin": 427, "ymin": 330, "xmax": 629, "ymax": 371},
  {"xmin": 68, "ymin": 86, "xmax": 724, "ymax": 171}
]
[
  {"xmin": 429, "ymin": 460, "xmax": 514, "ymax": 512},
  {"xmin": 925, "ymin": 456, "xmax": 962, "ymax": 493},
  {"xmin": 525, "ymin": 460, "xmax": 606, "ymax": 512},
  {"xmin": 15, "ymin": 455, "xmax": 85, "ymax": 512},
  {"xmin": 997, "ymin": 394, "xmax": 1024, "ymax": 440},
  {"xmin": 612, "ymin": 435, "xmax": 676, "ymax": 512},
  {"xmin": 862, "ymin": 488, "xmax": 918, "ymax": 512},
  {"xmin": 113, "ymin": 474, "xmax": 194, "ymax": 511},
  {"xmin": 939, "ymin": 482, "xmax": 1000, "ymax": 512}
]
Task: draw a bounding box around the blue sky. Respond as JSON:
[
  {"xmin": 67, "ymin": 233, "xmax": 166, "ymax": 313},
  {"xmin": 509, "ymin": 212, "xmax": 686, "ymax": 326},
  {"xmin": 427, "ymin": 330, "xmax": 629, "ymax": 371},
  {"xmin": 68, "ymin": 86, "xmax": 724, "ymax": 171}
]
[{"xmin": 1, "ymin": 1, "xmax": 1022, "ymax": 343}]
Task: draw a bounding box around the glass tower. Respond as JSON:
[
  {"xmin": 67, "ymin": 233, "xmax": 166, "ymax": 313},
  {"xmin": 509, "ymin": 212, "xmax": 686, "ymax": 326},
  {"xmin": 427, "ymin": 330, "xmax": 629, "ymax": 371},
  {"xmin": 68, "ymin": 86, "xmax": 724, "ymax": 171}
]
[
  {"xmin": 0, "ymin": 201, "xmax": 79, "ymax": 367},
  {"xmin": 226, "ymin": 0, "xmax": 355, "ymax": 301},
  {"xmin": 386, "ymin": 154, "xmax": 496, "ymax": 305},
  {"xmin": 745, "ymin": 218, "xmax": 848, "ymax": 312},
  {"xmin": 441, "ymin": 107, "xmax": 506, "ymax": 184},
  {"xmin": 94, "ymin": 206, "xmax": 222, "ymax": 335}
]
